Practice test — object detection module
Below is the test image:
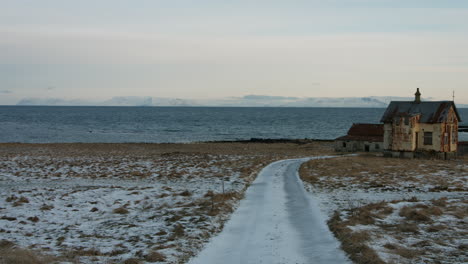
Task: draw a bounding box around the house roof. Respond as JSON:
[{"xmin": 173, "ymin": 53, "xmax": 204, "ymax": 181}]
[
  {"xmin": 336, "ymin": 123, "xmax": 383, "ymax": 142},
  {"xmin": 380, "ymin": 101, "xmax": 462, "ymax": 123}
]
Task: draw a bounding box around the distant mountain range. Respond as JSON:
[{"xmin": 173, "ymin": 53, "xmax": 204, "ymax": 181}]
[{"xmin": 16, "ymin": 95, "xmax": 468, "ymax": 108}]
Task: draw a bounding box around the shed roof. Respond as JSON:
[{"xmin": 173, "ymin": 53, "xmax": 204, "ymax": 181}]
[
  {"xmin": 380, "ymin": 101, "xmax": 462, "ymax": 123},
  {"xmin": 336, "ymin": 123, "xmax": 383, "ymax": 142}
]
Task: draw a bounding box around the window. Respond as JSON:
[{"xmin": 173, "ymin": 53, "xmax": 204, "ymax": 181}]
[
  {"xmin": 404, "ymin": 117, "xmax": 409, "ymax": 126},
  {"xmin": 375, "ymin": 143, "xmax": 380, "ymax": 150},
  {"xmin": 452, "ymin": 129, "xmax": 457, "ymax": 144},
  {"xmin": 424, "ymin": 132, "xmax": 433, "ymax": 145},
  {"xmin": 343, "ymin": 142, "xmax": 346, "ymax": 148},
  {"xmin": 394, "ymin": 117, "xmax": 400, "ymax": 126}
]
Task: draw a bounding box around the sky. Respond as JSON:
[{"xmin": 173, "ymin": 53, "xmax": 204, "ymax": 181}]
[{"xmin": 1, "ymin": 0, "xmax": 468, "ymax": 104}]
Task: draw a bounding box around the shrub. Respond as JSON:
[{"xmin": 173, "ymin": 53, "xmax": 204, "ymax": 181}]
[
  {"xmin": 179, "ymin": 190, "xmax": 191, "ymax": 196},
  {"xmin": 40, "ymin": 204, "xmax": 54, "ymax": 211},
  {"xmin": 399, "ymin": 206, "xmax": 431, "ymax": 222},
  {"xmin": 427, "ymin": 224, "xmax": 446, "ymax": 233},
  {"xmin": 13, "ymin": 196, "xmax": 29, "ymax": 207},
  {"xmin": 171, "ymin": 224, "xmax": 185, "ymax": 238},
  {"xmin": 396, "ymin": 223, "xmax": 419, "ymax": 233},
  {"xmin": 27, "ymin": 216, "xmax": 39, "ymax": 223},
  {"xmin": 5, "ymin": 195, "xmax": 17, "ymax": 202},
  {"xmin": 426, "ymin": 206, "xmax": 443, "ymax": 216},
  {"xmin": 431, "ymin": 197, "xmax": 447, "ymax": 207},
  {"xmin": 144, "ymin": 251, "xmax": 166, "ymax": 262},
  {"xmin": 113, "ymin": 207, "xmax": 129, "ymax": 214},
  {"xmin": 393, "ymin": 246, "xmax": 421, "ymax": 259},
  {"xmin": 123, "ymin": 258, "xmax": 142, "ymax": 264}
]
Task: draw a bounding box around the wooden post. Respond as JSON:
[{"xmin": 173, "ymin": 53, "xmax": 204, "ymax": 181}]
[{"xmin": 222, "ymin": 179, "xmax": 225, "ymax": 195}]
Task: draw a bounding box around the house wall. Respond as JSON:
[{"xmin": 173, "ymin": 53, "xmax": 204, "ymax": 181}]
[
  {"xmin": 417, "ymin": 123, "xmax": 442, "ymax": 151},
  {"xmin": 411, "ymin": 116, "xmax": 421, "ymax": 151},
  {"xmin": 446, "ymin": 108, "xmax": 459, "ymax": 152},
  {"xmin": 387, "ymin": 115, "xmax": 421, "ymax": 152},
  {"xmin": 385, "ymin": 107, "xmax": 459, "ymax": 153},
  {"xmin": 383, "ymin": 124, "xmax": 392, "ymax": 150},
  {"xmin": 335, "ymin": 140, "xmax": 383, "ymax": 152},
  {"xmin": 417, "ymin": 108, "xmax": 458, "ymax": 153}
]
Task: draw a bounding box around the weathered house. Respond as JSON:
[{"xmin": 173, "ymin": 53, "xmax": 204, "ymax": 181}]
[
  {"xmin": 380, "ymin": 88, "xmax": 462, "ymax": 158},
  {"xmin": 335, "ymin": 123, "xmax": 384, "ymax": 152}
]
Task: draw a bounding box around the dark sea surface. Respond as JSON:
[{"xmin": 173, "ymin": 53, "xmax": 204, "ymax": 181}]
[{"xmin": 0, "ymin": 106, "xmax": 467, "ymax": 143}]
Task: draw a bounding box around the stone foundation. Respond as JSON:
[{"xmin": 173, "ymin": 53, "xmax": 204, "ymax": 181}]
[{"xmin": 383, "ymin": 150, "xmax": 458, "ymax": 160}]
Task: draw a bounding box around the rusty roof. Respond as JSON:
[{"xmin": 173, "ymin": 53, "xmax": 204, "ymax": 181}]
[
  {"xmin": 336, "ymin": 123, "xmax": 383, "ymax": 142},
  {"xmin": 380, "ymin": 101, "xmax": 462, "ymax": 123}
]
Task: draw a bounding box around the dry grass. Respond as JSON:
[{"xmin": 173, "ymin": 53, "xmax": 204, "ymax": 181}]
[
  {"xmin": 0, "ymin": 142, "xmax": 335, "ymax": 263},
  {"xmin": 395, "ymin": 223, "xmax": 419, "ymax": 234},
  {"xmin": 0, "ymin": 241, "xmax": 58, "ymax": 264},
  {"xmin": 328, "ymin": 199, "xmax": 467, "ymax": 264},
  {"xmin": 0, "ymin": 248, "xmax": 51, "ymax": 264},
  {"xmin": 144, "ymin": 251, "xmax": 166, "ymax": 262},
  {"xmin": 0, "ymin": 141, "xmax": 333, "ymax": 158},
  {"xmin": 123, "ymin": 258, "xmax": 142, "ymax": 264},
  {"xmin": 113, "ymin": 206, "xmax": 130, "ymax": 214},
  {"xmin": 392, "ymin": 246, "xmax": 421, "ymax": 259},
  {"xmin": 300, "ymin": 153, "xmax": 467, "ymax": 263},
  {"xmin": 399, "ymin": 206, "xmax": 431, "ymax": 222},
  {"xmin": 328, "ymin": 212, "xmax": 385, "ymax": 264},
  {"xmin": 300, "ymin": 155, "xmax": 467, "ymax": 192}
]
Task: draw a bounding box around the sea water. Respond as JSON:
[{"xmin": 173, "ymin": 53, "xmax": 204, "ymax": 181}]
[{"xmin": 0, "ymin": 106, "xmax": 466, "ymax": 143}]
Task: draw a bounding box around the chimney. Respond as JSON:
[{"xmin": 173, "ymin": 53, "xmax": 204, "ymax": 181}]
[{"xmin": 414, "ymin": 88, "xmax": 421, "ymax": 103}]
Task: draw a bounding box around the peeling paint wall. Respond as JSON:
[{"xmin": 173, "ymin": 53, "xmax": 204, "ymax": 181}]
[
  {"xmin": 383, "ymin": 106, "xmax": 459, "ymax": 153},
  {"xmin": 391, "ymin": 116, "xmax": 413, "ymax": 151},
  {"xmin": 417, "ymin": 123, "xmax": 441, "ymax": 151},
  {"xmin": 383, "ymin": 124, "xmax": 392, "ymax": 150},
  {"xmin": 448, "ymin": 108, "xmax": 459, "ymax": 152}
]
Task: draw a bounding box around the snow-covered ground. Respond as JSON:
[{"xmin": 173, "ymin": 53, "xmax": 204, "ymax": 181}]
[
  {"xmin": 300, "ymin": 155, "xmax": 468, "ymax": 264},
  {"xmin": 189, "ymin": 157, "xmax": 350, "ymax": 264},
  {"xmin": 0, "ymin": 151, "xmax": 272, "ymax": 263}
]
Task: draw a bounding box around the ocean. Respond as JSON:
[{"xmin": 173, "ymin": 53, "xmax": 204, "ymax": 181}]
[{"xmin": 0, "ymin": 106, "xmax": 467, "ymax": 143}]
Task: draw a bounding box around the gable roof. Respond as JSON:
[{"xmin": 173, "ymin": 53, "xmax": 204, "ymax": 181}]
[
  {"xmin": 380, "ymin": 101, "xmax": 462, "ymax": 123},
  {"xmin": 336, "ymin": 123, "xmax": 383, "ymax": 142}
]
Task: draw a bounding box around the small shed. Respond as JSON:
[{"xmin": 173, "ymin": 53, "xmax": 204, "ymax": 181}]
[{"xmin": 335, "ymin": 123, "xmax": 384, "ymax": 152}]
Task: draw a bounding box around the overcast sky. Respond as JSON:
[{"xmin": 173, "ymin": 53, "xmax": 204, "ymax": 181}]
[{"xmin": 1, "ymin": 0, "xmax": 468, "ymax": 104}]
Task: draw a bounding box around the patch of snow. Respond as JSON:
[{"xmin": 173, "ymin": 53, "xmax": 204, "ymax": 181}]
[{"xmin": 189, "ymin": 157, "xmax": 350, "ymax": 264}]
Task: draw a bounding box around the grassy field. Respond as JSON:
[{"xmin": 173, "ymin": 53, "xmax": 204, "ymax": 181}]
[
  {"xmin": 4, "ymin": 142, "xmax": 465, "ymax": 264},
  {"xmin": 300, "ymin": 155, "xmax": 467, "ymax": 264},
  {"xmin": 0, "ymin": 141, "xmax": 333, "ymax": 264}
]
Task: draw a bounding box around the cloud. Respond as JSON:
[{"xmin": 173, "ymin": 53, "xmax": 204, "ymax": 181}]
[{"xmin": 0, "ymin": 90, "xmax": 12, "ymax": 94}]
